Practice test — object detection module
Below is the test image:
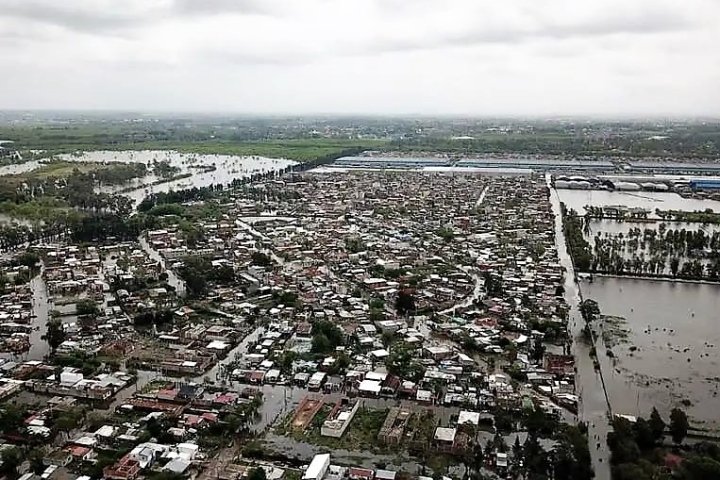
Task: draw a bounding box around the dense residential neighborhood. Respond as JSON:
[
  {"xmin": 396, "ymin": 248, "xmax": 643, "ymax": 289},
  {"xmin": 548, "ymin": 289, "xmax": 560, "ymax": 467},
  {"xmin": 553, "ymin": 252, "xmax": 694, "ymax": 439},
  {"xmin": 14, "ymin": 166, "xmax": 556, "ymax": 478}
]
[
  {"xmin": 1, "ymin": 112, "xmax": 720, "ymax": 480},
  {"xmin": 0, "ymin": 167, "xmax": 594, "ymax": 480}
]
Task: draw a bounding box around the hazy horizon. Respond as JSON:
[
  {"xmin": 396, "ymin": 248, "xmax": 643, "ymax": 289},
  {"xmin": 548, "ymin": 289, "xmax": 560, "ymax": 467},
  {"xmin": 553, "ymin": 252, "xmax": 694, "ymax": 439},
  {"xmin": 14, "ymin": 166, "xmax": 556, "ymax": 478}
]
[
  {"xmin": 1, "ymin": 0, "xmax": 719, "ymax": 116},
  {"xmin": 3, "ymin": 109, "xmax": 720, "ymax": 120}
]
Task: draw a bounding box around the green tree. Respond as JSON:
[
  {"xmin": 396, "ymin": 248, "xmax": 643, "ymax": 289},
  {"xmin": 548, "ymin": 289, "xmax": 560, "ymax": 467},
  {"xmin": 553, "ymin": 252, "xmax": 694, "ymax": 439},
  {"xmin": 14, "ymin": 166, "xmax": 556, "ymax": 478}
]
[
  {"xmin": 247, "ymin": 468, "xmax": 267, "ymax": 480},
  {"xmin": 680, "ymin": 455, "xmax": 720, "ymax": 480},
  {"xmin": 670, "ymin": 408, "xmax": 689, "ymax": 445},
  {"xmin": 649, "ymin": 407, "xmax": 665, "ymax": 443},
  {"xmin": 28, "ymin": 448, "xmax": 46, "ymax": 474},
  {"xmin": 531, "ymin": 337, "xmax": 546, "ymax": 363},
  {"xmin": 395, "ymin": 288, "xmax": 416, "ymax": 315},
  {"xmin": 612, "ymin": 462, "xmax": 654, "ymax": 480},
  {"xmin": 633, "ymin": 418, "xmax": 655, "ymax": 450},
  {"xmin": 0, "ymin": 447, "xmax": 22, "ymax": 478},
  {"xmin": 670, "ymin": 258, "xmax": 680, "ymax": 277},
  {"xmin": 76, "ymin": 298, "xmax": 99, "ymax": 316},
  {"xmin": 311, "ymin": 333, "xmax": 331, "ymax": 354},
  {"xmin": 579, "ymin": 299, "xmax": 600, "ymax": 322},
  {"xmin": 44, "ymin": 318, "xmax": 66, "ymax": 353},
  {"xmin": 381, "ymin": 331, "xmax": 395, "ymax": 348},
  {"xmin": 251, "ymin": 251, "xmax": 272, "ymax": 267},
  {"xmin": 0, "ymin": 403, "xmax": 27, "ymax": 434}
]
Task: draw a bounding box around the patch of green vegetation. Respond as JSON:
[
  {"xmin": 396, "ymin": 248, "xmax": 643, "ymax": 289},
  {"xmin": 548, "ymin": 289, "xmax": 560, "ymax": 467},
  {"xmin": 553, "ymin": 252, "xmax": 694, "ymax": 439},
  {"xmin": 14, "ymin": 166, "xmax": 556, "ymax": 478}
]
[
  {"xmin": 281, "ymin": 406, "xmax": 390, "ymax": 453},
  {"xmin": 426, "ymin": 453, "xmax": 454, "ymax": 475},
  {"xmin": 601, "ymin": 315, "xmax": 631, "ymax": 348},
  {"xmin": 0, "ymin": 123, "xmax": 389, "ymax": 161},
  {"xmin": 29, "ymin": 161, "xmax": 116, "ymax": 179},
  {"xmin": 0, "ymin": 197, "xmax": 78, "ymax": 222}
]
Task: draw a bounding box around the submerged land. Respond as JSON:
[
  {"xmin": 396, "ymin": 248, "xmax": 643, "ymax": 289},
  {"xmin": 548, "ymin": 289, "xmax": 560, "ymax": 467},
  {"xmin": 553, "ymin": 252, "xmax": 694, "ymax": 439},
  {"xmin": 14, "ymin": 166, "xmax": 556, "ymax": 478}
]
[{"xmin": 0, "ymin": 114, "xmax": 719, "ymax": 480}]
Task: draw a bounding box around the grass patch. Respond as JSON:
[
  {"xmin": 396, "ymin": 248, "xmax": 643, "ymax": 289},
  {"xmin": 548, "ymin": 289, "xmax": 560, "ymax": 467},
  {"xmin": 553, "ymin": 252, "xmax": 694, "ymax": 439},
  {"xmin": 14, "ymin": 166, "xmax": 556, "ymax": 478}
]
[
  {"xmin": 30, "ymin": 161, "xmax": 117, "ymax": 179},
  {"xmin": 0, "ymin": 124, "xmax": 389, "ymax": 162},
  {"xmin": 0, "ymin": 198, "xmax": 79, "ymax": 222}
]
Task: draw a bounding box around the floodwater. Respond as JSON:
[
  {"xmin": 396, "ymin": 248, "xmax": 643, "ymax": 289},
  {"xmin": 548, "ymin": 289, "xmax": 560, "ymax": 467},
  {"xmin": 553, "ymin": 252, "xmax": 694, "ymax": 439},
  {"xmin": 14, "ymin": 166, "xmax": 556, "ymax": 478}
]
[
  {"xmin": 138, "ymin": 235, "xmax": 186, "ymax": 297},
  {"xmin": 556, "ymin": 179, "xmax": 720, "ymax": 433},
  {"xmin": 0, "ymin": 150, "xmax": 298, "ymax": 210},
  {"xmin": 587, "ymin": 220, "xmax": 720, "ymax": 238},
  {"xmin": 0, "ymin": 269, "xmax": 53, "ymax": 362},
  {"xmin": 58, "ymin": 150, "xmax": 297, "ymax": 204},
  {"xmin": 557, "ymin": 189, "xmax": 720, "ymax": 216},
  {"xmin": 0, "ymin": 160, "xmax": 44, "ymax": 176},
  {"xmin": 547, "ymin": 176, "xmax": 611, "ymax": 480},
  {"xmin": 0, "ymin": 214, "xmax": 35, "ymax": 227},
  {"xmin": 582, "ymin": 276, "xmax": 720, "ymax": 430}
]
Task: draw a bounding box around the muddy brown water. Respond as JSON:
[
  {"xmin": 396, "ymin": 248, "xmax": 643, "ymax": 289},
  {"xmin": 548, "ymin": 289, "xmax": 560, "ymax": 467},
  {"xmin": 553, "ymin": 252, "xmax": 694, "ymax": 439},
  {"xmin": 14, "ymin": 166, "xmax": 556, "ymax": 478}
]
[{"xmin": 581, "ymin": 276, "xmax": 720, "ymax": 430}]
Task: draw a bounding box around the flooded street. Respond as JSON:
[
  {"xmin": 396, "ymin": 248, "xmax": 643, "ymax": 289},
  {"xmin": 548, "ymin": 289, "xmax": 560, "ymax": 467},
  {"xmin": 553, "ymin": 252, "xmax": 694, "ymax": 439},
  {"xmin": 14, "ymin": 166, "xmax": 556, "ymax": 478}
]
[
  {"xmin": 28, "ymin": 272, "xmax": 52, "ymax": 361},
  {"xmin": 138, "ymin": 235, "xmax": 186, "ymax": 297},
  {"xmin": 200, "ymin": 324, "xmax": 265, "ymax": 382},
  {"xmin": 440, "ymin": 185, "xmax": 488, "ymax": 316},
  {"xmin": 0, "ymin": 269, "xmax": 53, "ymax": 363},
  {"xmin": 548, "ymin": 175, "xmax": 611, "ymax": 480}
]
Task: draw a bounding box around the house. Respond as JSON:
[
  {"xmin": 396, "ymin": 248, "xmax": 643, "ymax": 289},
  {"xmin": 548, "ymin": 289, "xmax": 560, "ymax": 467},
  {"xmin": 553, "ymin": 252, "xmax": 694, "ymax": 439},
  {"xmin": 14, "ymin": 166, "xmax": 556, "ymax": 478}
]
[
  {"xmin": 358, "ymin": 379, "xmax": 381, "ymax": 396},
  {"xmin": 321, "ymin": 398, "xmax": 360, "ymax": 438},
  {"xmin": 544, "ymin": 354, "xmax": 574, "ymax": 376},
  {"xmin": 416, "ymin": 389, "xmax": 433, "ymax": 403},
  {"xmin": 378, "ymin": 407, "xmax": 412, "ymax": 445},
  {"xmin": 375, "ymin": 470, "xmax": 396, "ymax": 480},
  {"xmin": 103, "ymin": 454, "xmax": 141, "ymax": 480},
  {"xmin": 65, "ymin": 445, "xmax": 96, "ymax": 463},
  {"xmin": 323, "ymin": 375, "xmax": 343, "ymax": 393},
  {"xmin": 349, "ymin": 468, "xmax": 374, "ymax": 480},
  {"xmin": 424, "ymin": 345, "xmax": 453, "ymax": 361},
  {"xmin": 44, "ymin": 450, "xmax": 73, "ymax": 467},
  {"xmin": 308, "ymin": 372, "xmax": 326, "ymax": 390},
  {"xmin": 434, "ymin": 427, "xmax": 457, "ymax": 452},
  {"xmin": 303, "ymin": 454, "xmax": 330, "ymax": 480},
  {"xmin": 457, "ymin": 410, "xmax": 480, "ymax": 426}
]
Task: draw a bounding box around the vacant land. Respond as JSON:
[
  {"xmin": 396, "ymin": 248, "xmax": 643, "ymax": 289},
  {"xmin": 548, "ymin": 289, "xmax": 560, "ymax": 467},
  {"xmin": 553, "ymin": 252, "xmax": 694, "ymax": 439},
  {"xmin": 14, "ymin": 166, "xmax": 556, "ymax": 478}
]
[{"xmin": 276, "ymin": 406, "xmax": 389, "ymax": 452}]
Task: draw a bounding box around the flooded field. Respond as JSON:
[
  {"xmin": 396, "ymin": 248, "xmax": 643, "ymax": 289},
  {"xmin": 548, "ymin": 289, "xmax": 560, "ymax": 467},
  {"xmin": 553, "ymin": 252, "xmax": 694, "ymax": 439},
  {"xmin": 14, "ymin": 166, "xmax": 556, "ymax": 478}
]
[
  {"xmin": 557, "ymin": 189, "xmax": 720, "ymax": 216},
  {"xmin": 57, "ymin": 150, "xmax": 297, "ymax": 204},
  {"xmin": 555, "ymin": 185, "xmax": 720, "ymax": 430},
  {"xmin": 587, "ymin": 220, "xmax": 720, "ymax": 238},
  {"xmin": 0, "ymin": 150, "xmax": 297, "ymax": 207},
  {"xmin": 581, "ymin": 276, "xmax": 720, "ymax": 430}
]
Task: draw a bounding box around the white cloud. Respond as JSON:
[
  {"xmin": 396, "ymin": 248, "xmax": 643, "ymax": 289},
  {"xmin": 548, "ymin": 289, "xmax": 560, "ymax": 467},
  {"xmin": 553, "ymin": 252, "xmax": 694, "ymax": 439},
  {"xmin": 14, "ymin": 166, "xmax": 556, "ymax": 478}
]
[{"xmin": 0, "ymin": 0, "xmax": 718, "ymax": 115}]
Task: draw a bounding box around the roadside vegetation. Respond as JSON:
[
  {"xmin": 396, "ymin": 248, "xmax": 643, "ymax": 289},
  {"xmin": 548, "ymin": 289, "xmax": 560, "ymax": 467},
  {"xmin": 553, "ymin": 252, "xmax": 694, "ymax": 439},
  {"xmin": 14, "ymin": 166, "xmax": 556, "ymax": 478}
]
[{"xmin": 608, "ymin": 407, "xmax": 720, "ymax": 480}]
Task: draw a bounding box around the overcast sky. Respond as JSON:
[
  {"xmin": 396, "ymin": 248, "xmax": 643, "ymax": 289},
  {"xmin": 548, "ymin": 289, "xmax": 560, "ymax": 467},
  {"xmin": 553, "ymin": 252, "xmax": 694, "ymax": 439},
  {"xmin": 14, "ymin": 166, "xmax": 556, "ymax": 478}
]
[{"xmin": 1, "ymin": 0, "xmax": 719, "ymax": 116}]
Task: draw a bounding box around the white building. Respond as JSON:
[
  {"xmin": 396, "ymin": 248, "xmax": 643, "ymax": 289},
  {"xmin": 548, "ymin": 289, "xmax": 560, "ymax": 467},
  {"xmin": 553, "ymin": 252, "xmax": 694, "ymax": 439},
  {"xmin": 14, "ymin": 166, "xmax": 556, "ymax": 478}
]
[{"xmin": 303, "ymin": 453, "xmax": 331, "ymax": 480}]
